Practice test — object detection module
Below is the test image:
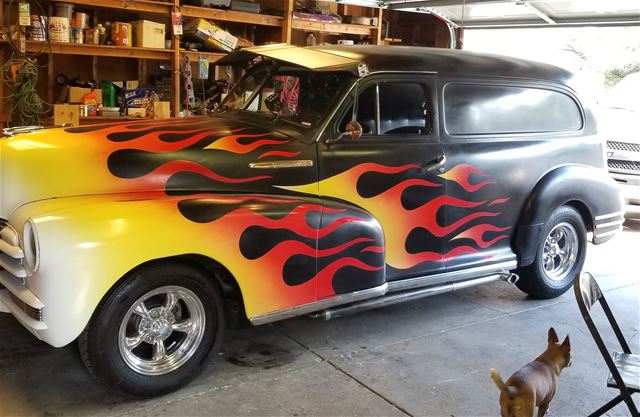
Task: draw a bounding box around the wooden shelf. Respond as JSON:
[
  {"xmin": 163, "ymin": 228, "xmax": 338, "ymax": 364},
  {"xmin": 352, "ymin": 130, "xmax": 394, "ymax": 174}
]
[
  {"xmin": 180, "ymin": 50, "xmax": 226, "ymax": 62},
  {"xmin": 291, "ymin": 19, "xmax": 374, "ymax": 36},
  {"xmin": 181, "ymin": 5, "xmax": 284, "ymax": 27},
  {"xmin": 0, "ymin": 40, "xmax": 173, "ymax": 60},
  {"xmin": 48, "ymin": 0, "xmax": 173, "ymax": 15}
]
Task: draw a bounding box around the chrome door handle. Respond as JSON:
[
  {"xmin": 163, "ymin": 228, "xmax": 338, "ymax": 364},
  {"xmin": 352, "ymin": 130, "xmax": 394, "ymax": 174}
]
[
  {"xmin": 249, "ymin": 160, "xmax": 314, "ymax": 169},
  {"xmin": 423, "ymin": 155, "xmax": 446, "ymax": 172}
]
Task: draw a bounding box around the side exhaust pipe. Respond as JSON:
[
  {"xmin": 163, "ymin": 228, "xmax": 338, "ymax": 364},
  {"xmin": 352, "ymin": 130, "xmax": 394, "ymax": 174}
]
[{"xmin": 310, "ymin": 271, "xmax": 519, "ymax": 321}]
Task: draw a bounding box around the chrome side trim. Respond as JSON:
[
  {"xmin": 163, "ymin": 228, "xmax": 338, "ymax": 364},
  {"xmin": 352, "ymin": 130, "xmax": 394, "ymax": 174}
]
[
  {"xmin": 248, "ymin": 160, "xmax": 314, "ymax": 169},
  {"xmin": 2, "ymin": 125, "xmax": 44, "ymax": 137},
  {"xmin": 0, "ymin": 271, "xmax": 43, "ymax": 308},
  {"xmin": 595, "ymin": 219, "xmax": 625, "ymax": 229},
  {"xmin": 312, "ymin": 272, "xmax": 512, "ymax": 321},
  {"xmin": 388, "ymin": 260, "xmax": 517, "ymax": 293},
  {"xmin": 250, "ymin": 283, "xmax": 388, "ymax": 325},
  {"xmin": 0, "ymin": 254, "xmax": 27, "ymax": 278},
  {"xmin": 595, "ymin": 211, "xmax": 625, "ymax": 221}
]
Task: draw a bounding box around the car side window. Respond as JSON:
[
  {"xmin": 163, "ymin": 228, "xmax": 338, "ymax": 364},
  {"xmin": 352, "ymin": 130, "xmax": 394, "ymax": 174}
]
[
  {"xmin": 339, "ymin": 81, "xmax": 432, "ymax": 136},
  {"xmin": 443, "ymin": 84, "xmax": 583, "ymax": 135}
]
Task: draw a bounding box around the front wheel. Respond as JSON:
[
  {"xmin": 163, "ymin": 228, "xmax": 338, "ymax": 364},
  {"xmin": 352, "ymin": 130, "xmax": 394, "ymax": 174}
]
[
  {"xmin": 516, "ymin": 205, "xmax": 587, "ymax": 299},
  {"xmin": 78, "ymin": 263, "xmax": 225, "ymax": 397}
]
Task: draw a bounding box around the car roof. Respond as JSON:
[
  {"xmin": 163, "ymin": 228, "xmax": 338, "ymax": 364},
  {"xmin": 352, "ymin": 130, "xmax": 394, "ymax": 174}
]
[
  {"xmin": 218, "ymin": 44, "xmax": 575, "ymax": 87},
  {"xmin": 308, "ymin": 45, "xmax": 574, "ymax": 85}
]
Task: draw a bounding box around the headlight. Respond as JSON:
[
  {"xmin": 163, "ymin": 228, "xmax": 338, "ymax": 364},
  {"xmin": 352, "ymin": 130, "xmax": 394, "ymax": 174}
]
[{"xmin": 22, "ymin": 219, "xmax": 40, "ymax": 271}]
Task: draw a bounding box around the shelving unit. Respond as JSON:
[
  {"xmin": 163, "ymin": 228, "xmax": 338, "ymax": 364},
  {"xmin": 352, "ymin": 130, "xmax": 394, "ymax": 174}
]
[{"xmin": 0, "ymin": 0, "xmax": 385, "ymax": 124}]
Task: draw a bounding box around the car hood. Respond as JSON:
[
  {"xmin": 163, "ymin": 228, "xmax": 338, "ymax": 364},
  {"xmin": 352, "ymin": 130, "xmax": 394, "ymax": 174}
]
[{"xmin": 0, "ymin": 116, "xmax": 304, "ymax": 219}]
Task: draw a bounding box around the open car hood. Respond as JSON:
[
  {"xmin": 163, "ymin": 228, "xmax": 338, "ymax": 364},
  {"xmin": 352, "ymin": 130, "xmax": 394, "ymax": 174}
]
[{"xmin": 216, "ymin": 44, "xmax": 365, "ymax": 75}]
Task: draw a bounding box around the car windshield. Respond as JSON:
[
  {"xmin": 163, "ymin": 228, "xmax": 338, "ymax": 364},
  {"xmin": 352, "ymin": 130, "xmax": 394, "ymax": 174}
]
[{"xmin": 218, "ymin": 61, "xmax": 354, "ymax": 128}]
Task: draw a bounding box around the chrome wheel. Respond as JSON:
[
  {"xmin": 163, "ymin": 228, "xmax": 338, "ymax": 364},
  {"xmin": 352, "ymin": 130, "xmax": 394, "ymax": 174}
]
[
  {"xmin": 118, "ymin": 285, "xmax": 206, "ymax": 376},
  {"xmin": 542, "ymin": 222, "xmax": 578, "ymax": 282}
]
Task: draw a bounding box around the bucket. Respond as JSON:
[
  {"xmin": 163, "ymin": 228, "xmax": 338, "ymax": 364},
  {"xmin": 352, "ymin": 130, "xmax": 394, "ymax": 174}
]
[
  {"xmin": 28, "ymin": 15, "xmax": 47, "ymax": 41},
  {"xmin": 48, "ymin": 16, "xmax": 70, "ymax": 43}
]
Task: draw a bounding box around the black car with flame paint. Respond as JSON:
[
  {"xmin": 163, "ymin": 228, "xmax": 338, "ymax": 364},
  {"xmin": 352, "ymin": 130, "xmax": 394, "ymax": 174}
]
[{"xmin": 0, "ymin": 45, "xmax": 622, "ymax": 397}]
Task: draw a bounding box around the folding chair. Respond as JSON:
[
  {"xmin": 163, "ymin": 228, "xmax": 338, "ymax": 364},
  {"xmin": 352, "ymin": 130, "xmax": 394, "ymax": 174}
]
[{"xmin": 574, "ymin": 271, "xmax": 639, "ymax": 417}]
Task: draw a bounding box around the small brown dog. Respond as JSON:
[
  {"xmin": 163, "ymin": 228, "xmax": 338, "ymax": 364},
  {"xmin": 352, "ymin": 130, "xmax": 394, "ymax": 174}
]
[{"xmin": 491, "ymin": 327, "xmax": 571, "ymax": 417}]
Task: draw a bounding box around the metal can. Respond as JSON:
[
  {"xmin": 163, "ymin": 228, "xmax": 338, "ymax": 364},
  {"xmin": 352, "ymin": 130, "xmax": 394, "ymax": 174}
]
[
  {"xmin": 84, "ymin": 27, "xmax": 98, "ymax": 45},
  {"xmin": 71, "ymin": 27, "xmax": 84, "ymax": 44}
]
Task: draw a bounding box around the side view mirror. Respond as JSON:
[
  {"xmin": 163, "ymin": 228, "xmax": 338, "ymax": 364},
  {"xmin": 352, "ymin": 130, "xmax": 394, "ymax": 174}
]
[{"xmin": 327, "ymin": 121, "xmax": 363, "ymax": 144}]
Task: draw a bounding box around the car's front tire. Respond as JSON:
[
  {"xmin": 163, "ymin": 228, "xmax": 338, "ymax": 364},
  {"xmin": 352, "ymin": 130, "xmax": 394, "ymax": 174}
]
[
  {"xmin": 516, "ymin": 205, "xmax": 587, "ymax": 299},
  {"xmin": 78, "ymin": 262, "xmax": 225, "ymax": 398}
]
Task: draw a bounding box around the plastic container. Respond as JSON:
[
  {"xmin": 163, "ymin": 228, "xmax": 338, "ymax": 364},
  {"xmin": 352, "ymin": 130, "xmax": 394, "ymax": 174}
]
[
  {"xmin": 100, "ymin": 81, "xmax": 117, "ymax": 108},
  {"xmin": 306, "ymin": 33, "xmax": 316, "ymax": 46},
  {"xmin": 82, "ymin": 89, "xmax": 99, "ymax": 116}
]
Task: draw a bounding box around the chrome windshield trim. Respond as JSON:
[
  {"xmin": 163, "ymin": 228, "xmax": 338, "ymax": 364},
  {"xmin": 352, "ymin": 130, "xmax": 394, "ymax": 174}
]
[{"xmin": 250, "ymin": 283, "xmax": 388, "ymax": 325}]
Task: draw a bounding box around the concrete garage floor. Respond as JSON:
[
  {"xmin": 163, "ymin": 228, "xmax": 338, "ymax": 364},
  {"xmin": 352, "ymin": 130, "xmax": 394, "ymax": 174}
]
[{"xmin": 1, "ymin": 225, "xmax": 638, "ymax": 417}]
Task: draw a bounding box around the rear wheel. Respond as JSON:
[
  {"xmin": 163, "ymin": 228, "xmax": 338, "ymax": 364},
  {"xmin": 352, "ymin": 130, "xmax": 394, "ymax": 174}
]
[
  {"xmin": 78, "ymin": 263, "xmax": 225, "ymax": 397},
  {"xmin": 516, "ymin": 206, "xmax": 587, "ymax": 299}
]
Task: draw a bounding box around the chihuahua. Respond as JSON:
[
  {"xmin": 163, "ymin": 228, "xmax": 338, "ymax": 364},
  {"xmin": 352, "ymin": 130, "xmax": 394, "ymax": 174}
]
[{"xmin": 491, "ymin": 327, "xmax": 571, "ymax": 417}]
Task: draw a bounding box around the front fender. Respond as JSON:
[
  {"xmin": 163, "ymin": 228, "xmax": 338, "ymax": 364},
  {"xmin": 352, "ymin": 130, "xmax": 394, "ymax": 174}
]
[
  {"xmin": 9, "ymin": 192, "xmax": 386, "ymax": 347},
  {"xmin": 515, "ymin": 164, "xmax": 622, "ymax": 266}
]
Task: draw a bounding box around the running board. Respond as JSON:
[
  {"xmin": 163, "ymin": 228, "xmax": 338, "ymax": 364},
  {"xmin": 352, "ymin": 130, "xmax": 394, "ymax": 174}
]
[{"xmin": 309, "ymin": 271, "xmax": 519, "ymax": 321}]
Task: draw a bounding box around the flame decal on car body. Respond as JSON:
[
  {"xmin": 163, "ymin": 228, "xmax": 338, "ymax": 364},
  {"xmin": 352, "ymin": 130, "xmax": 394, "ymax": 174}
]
[
  {"xmin": 55, "ymin": 118, "xmax": 508, "ymax": 314},
  {"xmin": 281, "ymin": 162, "xmax": 509, "ymax": 270}
]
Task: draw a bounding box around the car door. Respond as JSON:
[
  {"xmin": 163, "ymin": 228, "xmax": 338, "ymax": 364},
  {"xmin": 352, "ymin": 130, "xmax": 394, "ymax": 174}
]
[
  {"xmin": 316, "ymin": 74, "xmax": 447, "ymax": 281},
  {"xmin": 437, "ymin": 79, "xmax": 579, "ymax": 272}
]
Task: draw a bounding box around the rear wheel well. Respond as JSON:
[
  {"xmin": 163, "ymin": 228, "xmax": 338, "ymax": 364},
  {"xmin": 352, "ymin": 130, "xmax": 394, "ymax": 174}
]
[{"xmin": 564, "ymin": 200, "xmax": 594, "ymax": 234}]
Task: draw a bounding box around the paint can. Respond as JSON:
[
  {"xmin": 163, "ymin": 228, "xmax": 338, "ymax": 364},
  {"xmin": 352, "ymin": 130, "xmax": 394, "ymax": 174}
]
[
  {"xmin": 27, "ymin": 15, "xmax": 47, "ymax": 41},
  {"xmin": 48, "ymin": 16, "xmax": 70, "ymax": 43},
  {"xmin": 72, "ymin": 12, "xmax": 88, "ymax": 29}
]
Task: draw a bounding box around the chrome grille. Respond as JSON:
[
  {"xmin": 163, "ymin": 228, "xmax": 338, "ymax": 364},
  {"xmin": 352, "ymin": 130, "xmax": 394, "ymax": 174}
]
[
  {"xmin": 0, "ymin": 223, "xmax": 27, "ymax": 278},
  {"xmin": 607, "ymin": 141, "xmax": 640, "ymax": 153},
  {"xmin": 10, "ymin": 292, "xmax": 43, "ymax": 321},
  {"xmin": 608, "ymin": 159, "xmax": 640, "ymax": 172}
]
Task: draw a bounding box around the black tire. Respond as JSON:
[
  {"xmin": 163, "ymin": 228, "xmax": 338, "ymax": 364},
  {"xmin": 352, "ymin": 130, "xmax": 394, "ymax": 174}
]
[
  {"xmin": 516, "ymin": 205, "xmax": 587, "ymax": 299},
  {"xmin": 78, "ymin": 262, "xmax": 225, "ymax": 398}
]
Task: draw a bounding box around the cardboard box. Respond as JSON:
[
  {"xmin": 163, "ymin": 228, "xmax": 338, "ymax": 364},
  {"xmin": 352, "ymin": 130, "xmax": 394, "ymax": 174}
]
[
  {"xmin": 67, "ymin": 87, "xmax": 103, "ymax": 104},
  {"xmin": 184, "ymin": 19, "xmax": 238, "ymax": 52},
  {"xmin": 132, "ymin": 20, "xmax": 166, "ymax": 49},
  {"xmin": 112, "ymin": 80, "xmax": 139, "ymax": 90},
  {"xmin": 153, "ymin": 101, "xmax": 171, "ymax": 119},
  {"xmin": 54, "ymin": 104, "xmax": 80, "ymax": 126},
  {"xmin": 127, "ymin": 108, "xmax": 147, "ymax": 117}
]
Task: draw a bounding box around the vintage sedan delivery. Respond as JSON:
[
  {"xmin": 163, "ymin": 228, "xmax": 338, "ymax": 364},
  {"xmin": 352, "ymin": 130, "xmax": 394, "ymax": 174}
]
[{"xmin": 0, "ymin": 45, "xmax": 623, "ymax": 397}]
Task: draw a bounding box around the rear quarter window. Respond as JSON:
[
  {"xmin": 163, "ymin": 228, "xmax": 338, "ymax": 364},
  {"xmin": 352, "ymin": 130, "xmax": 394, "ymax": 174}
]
[{"xmin": 443, "ymin": 84, "xmax": 583, "ymax": 135}]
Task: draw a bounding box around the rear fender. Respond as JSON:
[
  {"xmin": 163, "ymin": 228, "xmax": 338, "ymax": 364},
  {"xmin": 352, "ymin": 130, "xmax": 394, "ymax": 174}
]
[{"xmin": 515, "ymin": 165, "xmax": 622, "ymax": 266}]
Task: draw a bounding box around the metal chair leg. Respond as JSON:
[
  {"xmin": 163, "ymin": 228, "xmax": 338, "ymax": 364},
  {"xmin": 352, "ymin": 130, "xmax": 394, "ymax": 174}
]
[{"xmin": 588, "ymin": 395, "xmax": 624, "ymax": 417}]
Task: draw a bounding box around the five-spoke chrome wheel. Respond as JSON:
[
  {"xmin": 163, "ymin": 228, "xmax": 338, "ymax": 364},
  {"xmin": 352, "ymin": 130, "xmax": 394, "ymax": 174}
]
[
  {"xmin": 516, "ymin": 205, "xmax": 587, "ymax": 299},
  {"xmin": 541, "ymin": 222, "xmax": 578, "ymax": 282},
  {"xmin": 118, "ymin": 286, "xmax": 206, "ymax": 376}
]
